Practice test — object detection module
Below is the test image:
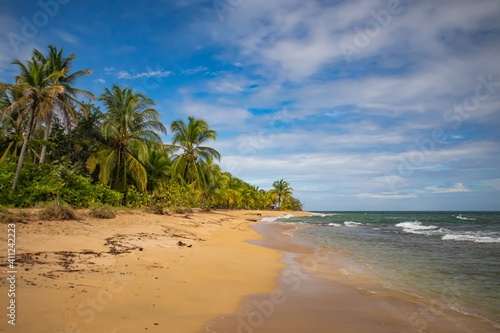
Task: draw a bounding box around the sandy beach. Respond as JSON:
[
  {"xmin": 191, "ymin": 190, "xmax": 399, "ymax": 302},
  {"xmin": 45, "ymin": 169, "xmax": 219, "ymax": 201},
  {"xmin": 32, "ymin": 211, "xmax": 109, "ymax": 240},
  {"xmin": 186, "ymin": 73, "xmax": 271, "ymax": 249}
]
[
  {"xmin": 0, "ymin": 209, "xmax": 308, "ymax": 333},
  {"xmin": 1, "ymin": 209, "xmax": 497, "ymax": 333}
]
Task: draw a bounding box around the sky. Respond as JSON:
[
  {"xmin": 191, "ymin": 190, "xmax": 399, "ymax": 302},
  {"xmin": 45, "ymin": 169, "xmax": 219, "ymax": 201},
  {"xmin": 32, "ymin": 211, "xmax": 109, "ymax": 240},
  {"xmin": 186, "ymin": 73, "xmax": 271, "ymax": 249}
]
[{"xmin": 1, "ymin": 0, "xmax": 499, "ymax": 211}]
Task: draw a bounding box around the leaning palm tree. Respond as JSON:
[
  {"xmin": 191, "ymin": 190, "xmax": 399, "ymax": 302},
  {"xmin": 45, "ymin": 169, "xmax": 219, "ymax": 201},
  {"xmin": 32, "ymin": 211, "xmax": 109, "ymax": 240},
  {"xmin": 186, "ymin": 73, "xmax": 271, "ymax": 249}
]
[
  {"xmin": 87, "ymin": 85, "xmax": 166, "ymax": 205},
  {"xmin": 170, "ymin": 116, "xmax": 221, "ymax": 190},
  {"xmin": 271, "ymin": 179, "xmax": 293, "ymax": 209},
  {"xmin": 1, "ymin": 56, "xmax": 65, "ymax": 190},
  {"xmin": 33, "ymin": 45, "xmax": 94, "ymax": 163}
]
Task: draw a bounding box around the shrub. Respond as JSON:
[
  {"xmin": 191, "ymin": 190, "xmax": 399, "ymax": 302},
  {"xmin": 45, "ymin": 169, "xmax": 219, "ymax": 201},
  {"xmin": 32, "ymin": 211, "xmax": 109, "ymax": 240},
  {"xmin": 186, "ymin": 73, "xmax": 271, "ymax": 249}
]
[
  {"xmin": 0, "ymin": 209, "xmax": 31, "ymax": 224},
  {"xmin": 173, "ymin": 206, "xmax": 192, "ymax": 214},
  {"xmin": 0, "ymin": 162, "xmax": 122, "ymax": 208},
  {"xmin": 39, "ymin": 200, "xmax": 77, "ymax": 221},
  {"xmin": 144, "ymin": 205, "xmax": 164, "ymax": 215},
  {"xmin": 89, "ymin": 205, "xmax": 116, "ymax": 219}
]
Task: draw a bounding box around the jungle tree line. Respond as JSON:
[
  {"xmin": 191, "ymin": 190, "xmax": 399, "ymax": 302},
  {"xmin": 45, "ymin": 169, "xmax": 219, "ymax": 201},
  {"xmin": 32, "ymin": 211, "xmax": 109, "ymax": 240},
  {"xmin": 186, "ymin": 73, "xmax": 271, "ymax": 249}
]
[{"xmin": 0, "ymin": 45, "xmax": 303, "ymax": 211}]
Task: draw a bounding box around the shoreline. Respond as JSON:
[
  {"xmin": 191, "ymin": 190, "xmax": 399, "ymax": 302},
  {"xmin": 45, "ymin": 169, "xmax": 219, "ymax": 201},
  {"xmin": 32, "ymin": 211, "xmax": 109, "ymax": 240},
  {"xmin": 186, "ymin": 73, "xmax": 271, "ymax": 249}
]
[
  {"xmin": 205, "ymin": 221, "xmax": 500, "ymax": 333},
  {"xmin": 0, "ymin": 208, "xmax": 306, "ymax": 333},
  {"xmin": 2, "ymin": 209, "xmax": 496, "ymax": 332}
]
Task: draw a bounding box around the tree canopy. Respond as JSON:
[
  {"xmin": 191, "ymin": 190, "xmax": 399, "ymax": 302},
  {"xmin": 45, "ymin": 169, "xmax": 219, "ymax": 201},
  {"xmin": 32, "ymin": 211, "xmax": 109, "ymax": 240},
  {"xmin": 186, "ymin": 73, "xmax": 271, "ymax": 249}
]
[{"xmin": 0, "ymin": 45, "xmax": 303, "ymax": 211}]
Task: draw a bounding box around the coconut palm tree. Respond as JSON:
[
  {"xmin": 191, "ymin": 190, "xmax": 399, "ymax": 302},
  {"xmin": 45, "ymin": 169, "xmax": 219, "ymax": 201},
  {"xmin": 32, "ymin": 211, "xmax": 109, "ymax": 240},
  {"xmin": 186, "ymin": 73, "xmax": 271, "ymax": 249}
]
[
  {"xmin": 33, "ymin": 45, "xmax": 94, "ymax": 164},
  {"xmin": 145, "ymin": 148, "xmax": 172, "ymax": 193},
  {"xmin": 198, "ymin": 163, "xmax": 227, "ymax": 209},
  {"xmin": 170, "ymin": 116, "xmax": 221, "ymax": 189},
  {"xmin": 87, "ymin": 85, "xmax": 166, "ymax": 205},
  {"xmin": 271, "ymin": 179, "xmax": 293, "ymax": 209},
  {"xmin": 2, "ymin": 56, "xmax": 65, "ymax": 190},
  {"xmin": 0, "ymin": 86, "xmax": 23, "ymax": 162}
]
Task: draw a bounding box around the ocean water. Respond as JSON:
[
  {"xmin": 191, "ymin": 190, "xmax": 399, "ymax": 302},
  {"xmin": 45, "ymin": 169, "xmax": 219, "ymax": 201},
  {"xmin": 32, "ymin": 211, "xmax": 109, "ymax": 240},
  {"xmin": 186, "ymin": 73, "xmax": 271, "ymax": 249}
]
[{"xmin": 271, "ymin": 211, "xmax": 500, "ymax": 328}]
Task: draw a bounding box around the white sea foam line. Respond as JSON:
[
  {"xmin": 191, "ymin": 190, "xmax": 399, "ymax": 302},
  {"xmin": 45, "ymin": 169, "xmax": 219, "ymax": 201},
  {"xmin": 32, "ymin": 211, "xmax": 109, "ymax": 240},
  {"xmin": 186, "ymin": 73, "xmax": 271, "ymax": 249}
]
[
  {"xmin": 395, "ymin": 221, "xmax": 439, "ymax": 230},
  {"xmin": 328, "ymin": 223, "xmax": 342, "ymax": 227},
  {"xmin": 260, "ymin": 216, "xmax": 279, "ymax": 222},
  {"xmin": 455, "ymin": 214, "xmax": 477, "ymax": 221},
  {"xmin": 260, "ymin": 214, "xmax": 297, "ymax": 223},
  {"xmin": 442, "ymin": 234, "xmax": 500, "ymax": 243},
  {"xmin": 344, "ymin": 221, "xmax": 362, "ymax": 227},
  {"xmin": 309, "ymin": 213, "xmax": 341, "ymax": 217}
]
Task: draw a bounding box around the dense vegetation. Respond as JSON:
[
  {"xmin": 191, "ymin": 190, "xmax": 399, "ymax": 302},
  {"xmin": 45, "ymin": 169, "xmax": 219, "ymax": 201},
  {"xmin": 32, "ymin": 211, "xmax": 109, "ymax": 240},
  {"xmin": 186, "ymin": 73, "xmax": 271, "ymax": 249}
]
[{"xmin": 0, "ymin": 46, "xmax": 303, "ymax": 211}]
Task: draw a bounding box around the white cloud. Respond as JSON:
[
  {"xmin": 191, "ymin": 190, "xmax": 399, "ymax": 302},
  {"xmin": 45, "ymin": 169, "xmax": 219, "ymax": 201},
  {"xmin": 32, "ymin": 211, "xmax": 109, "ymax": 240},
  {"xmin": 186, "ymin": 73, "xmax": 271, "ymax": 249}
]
[
  {"xmin": 354, "ymin": 193, "xmax": 417, "ymax": 199},
  {"xmin": 52, "ymin": 29, "xmax": 79, "ymax": 44},
  {"xmin": 93, "ymin": 78, "xmax": 106, "ymax": 84},
  {"xmin": 425, "ymin": 183, "xmax": 470, "ymax": 194},
  {"xmin": 178, "ymin": 0, "xmax": 500, "ymax": 209},
  {"xmin": 117, "ymin": 69, "xmax": 172, "ymax": 79},
  {"xmin": 174, "ymin": 100, "xmax": 252, "ymax": 128},
  {"xmin": 182, "ymin": 66, "xmax": 207, "ymax": 75}
]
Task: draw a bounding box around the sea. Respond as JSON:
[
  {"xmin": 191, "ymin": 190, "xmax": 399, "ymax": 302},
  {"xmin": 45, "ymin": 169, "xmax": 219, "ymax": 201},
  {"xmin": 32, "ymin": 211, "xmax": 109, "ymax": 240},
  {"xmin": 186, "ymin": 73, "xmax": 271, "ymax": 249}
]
[{"xmin": 266, "ymin": 211, "xmax": 500, "ymax": 329}]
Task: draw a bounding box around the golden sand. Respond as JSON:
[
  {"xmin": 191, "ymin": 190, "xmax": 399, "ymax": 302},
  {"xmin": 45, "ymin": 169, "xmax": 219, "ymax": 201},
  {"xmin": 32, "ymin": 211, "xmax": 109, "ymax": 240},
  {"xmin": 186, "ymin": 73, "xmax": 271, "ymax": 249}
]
[{"xmin": 0, "ymin": 209, "xmax": 309, "ymax": 333}]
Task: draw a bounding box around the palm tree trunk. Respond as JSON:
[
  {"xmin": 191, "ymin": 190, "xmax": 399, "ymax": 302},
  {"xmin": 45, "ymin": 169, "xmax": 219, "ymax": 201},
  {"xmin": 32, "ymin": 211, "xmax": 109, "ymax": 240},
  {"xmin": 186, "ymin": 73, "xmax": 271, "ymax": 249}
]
[
  {"xmin": 123, "ymin": 157, "xmax": 128, "ymax": 206},
  {"xmin": 39, "ymin": 117, "xmax": 52, "ymax": 164},
  {"xmin": 12, "ymin": 107, "xmax": 36, "ymax": 191}
]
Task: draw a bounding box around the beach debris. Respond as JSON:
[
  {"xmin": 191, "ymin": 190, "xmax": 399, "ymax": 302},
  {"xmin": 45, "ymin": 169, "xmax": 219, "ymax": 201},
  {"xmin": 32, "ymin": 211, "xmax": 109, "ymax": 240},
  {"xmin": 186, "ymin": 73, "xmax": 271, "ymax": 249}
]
[
  {"xmin": 105, "ymin": 234, "xmax": 141, "ymax": 255},
  {"xmin": 177, "ymin": 241, "xmax": 192, "ymax": 247}
]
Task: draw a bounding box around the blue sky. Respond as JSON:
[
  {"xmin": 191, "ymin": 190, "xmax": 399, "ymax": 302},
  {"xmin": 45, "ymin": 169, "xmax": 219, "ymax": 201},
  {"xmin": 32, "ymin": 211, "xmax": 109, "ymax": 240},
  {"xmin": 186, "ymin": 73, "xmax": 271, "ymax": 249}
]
[{"xmin": 1, "ymin": 0, "xmax": 499, "ymax": 211}]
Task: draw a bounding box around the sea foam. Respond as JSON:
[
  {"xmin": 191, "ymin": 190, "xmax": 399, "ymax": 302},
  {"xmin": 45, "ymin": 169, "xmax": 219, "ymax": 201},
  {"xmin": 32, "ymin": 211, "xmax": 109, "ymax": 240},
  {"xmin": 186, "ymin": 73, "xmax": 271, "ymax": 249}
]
[
  {"xmin": 260, "ymin": 214, "xmax": 296, "ymax": 223},
  {"xmin": 395, "ymin": 221, "xmax": 441, "ymax": 235},
  {"xmin": 442, "ymin": 234, "xmax": 500, "ymax": 243},
  {"xmin": 344, "ymin": 221, "xmax": 363, "ymax": 227},
  {"xmin": 456, "ymin": 214, "xmax": 477, "ymax": 221}
]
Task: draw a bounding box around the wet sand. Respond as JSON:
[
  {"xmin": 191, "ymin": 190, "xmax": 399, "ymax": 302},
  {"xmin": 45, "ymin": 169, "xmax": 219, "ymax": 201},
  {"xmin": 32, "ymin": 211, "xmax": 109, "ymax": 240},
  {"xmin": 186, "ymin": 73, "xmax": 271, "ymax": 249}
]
[{"xmin": 204, "ymin": 223, "xmax": 499, "ymax": 333}]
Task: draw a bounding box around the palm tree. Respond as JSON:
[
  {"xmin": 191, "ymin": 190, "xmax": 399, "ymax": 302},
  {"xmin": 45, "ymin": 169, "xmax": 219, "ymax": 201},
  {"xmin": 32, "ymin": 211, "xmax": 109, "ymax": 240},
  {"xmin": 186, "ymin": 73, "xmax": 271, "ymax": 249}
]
[
  {"xmin": 0, "ymin": 86, "xmax": 23, "ymax": 162},
  {"xmin": 33, "ymin": 45, "xmax": 94, "ymax": 164},
  {"xmin": 145, "ymin": 148, "xmax": 172, "ymax": 193},
  {"xmin": 2, "ymin": 56, "xmax": 65, "ymax": 190},
  {"xmin": 87, "ymin": 85, "xmax": 166, "ymax": 205},
  {"xmin": 271, "ymin": 179, "xmax": 293, "ymax": 209},
  {"xmin": 170, "ymin": 116, "xmax": 221, "ymax": 190},
  {"xmin": 198, "ymin": 163, "xmax": 227, "ymax": 209}
]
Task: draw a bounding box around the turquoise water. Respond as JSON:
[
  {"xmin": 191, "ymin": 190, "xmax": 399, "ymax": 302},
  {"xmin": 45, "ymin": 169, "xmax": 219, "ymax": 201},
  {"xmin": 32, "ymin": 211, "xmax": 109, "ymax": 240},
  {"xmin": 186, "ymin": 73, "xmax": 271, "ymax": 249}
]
[{"xmin": 271, "ymin": 211, "xmax": 500, "ymax": 327}]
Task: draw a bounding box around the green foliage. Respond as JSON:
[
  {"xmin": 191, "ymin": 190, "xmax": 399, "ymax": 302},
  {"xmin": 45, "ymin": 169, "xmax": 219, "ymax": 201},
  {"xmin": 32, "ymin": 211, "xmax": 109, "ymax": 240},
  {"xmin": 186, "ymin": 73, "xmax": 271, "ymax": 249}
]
[
  {"xmin": 282, "ymin": 197, "xmax": 304, "ymax": 211},
  {"xmin": 271, "ymin": 179, "xmax": 294, "ymax": 209},
  {"xmin": 87, "ymin": 85, "xmax": 167, "ymax": 205},
  {"xmin": 39, "ymin": 200, "xmax": 77, "ymax": 220},
  {"xmin": 165, "ymin": 179, "xmax": 197, "ymax": 208},
  {"xmin": 89, "ymin": 205, "xmax": 116, "ymax": 219},
  {"xmin": 126, "ymin": 179, "xmax": 196, "ymax": 209},
  {"xmin": 0, "ymin": 162, "xmax": 122, "ymax": 208},
  {"xmin": 1, "ymin": 45, "xmax": 305, "ymax": 210},
  {"xmin": 170, "ymin": 116, "xmax": 220, "ymax": 192}
]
